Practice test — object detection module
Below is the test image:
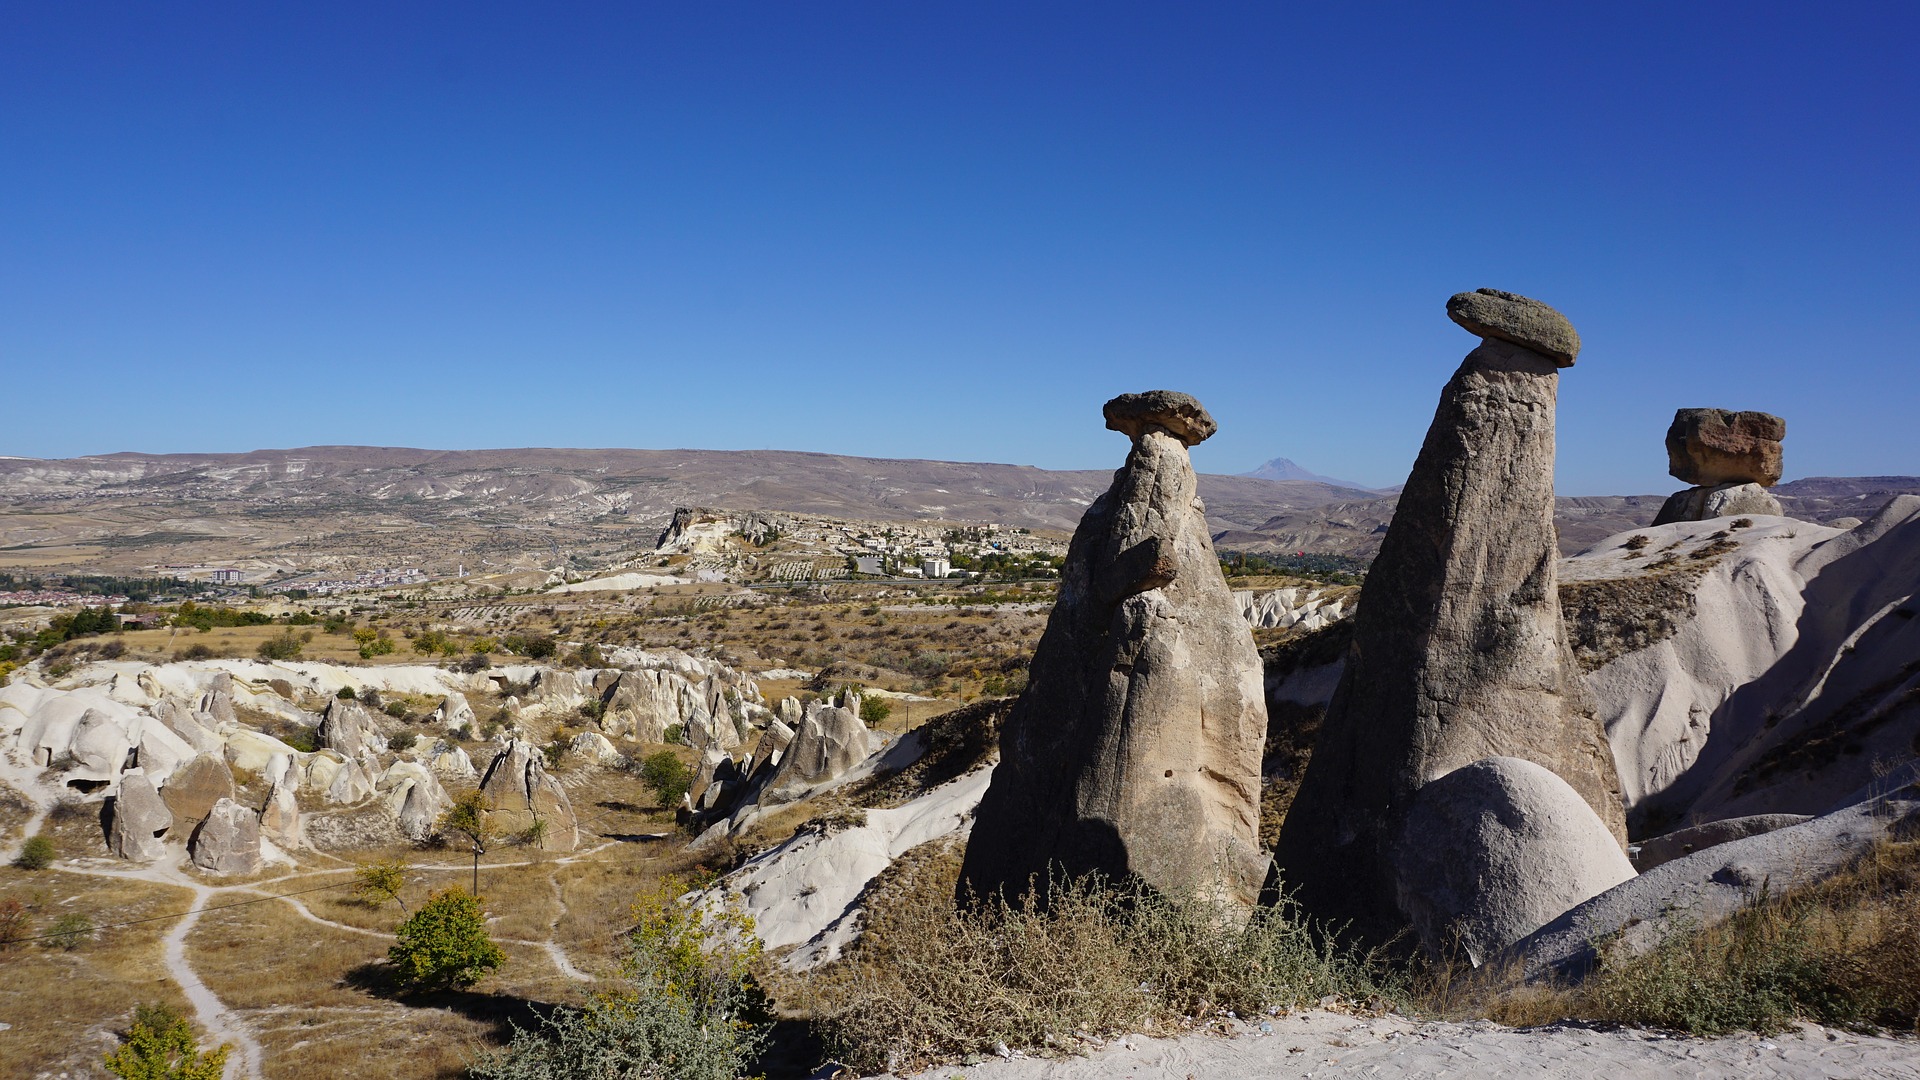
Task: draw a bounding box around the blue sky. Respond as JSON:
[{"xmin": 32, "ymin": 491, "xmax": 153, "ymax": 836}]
[{"xmin": 2, "ymin": 3, "xmax": 1914, "ymax": 494}]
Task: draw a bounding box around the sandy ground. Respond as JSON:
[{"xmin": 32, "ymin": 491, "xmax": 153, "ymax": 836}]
[{"xmin": 893, "ymin": 1009, "xmax": 1920, "ymax": 1079}]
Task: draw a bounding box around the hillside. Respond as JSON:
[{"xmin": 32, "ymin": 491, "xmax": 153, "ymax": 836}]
[
  {"xmin": 0, "ymin": 446, "xmax": 1371, "ymax": 578},
  {"xmin": 1217, "ymin": 476, "xmax": 1920, "ymax": 559}
]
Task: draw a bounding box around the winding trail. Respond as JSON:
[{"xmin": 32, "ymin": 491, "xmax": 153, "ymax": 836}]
[{"xmin": 163, "ymin": 883, "xmax": 266, "ymax": 1080}]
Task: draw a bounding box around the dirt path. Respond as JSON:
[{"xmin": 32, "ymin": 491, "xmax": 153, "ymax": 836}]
[
  {"xmin": 164, "ymin": 884, "xmax": 267, "ymax": 1080},
  {"xmin": 895, "ymin": 1011, "xmax": 1920, "ymax": 1080}
]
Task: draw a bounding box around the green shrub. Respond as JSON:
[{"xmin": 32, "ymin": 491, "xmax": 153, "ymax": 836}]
[
  {"xmin": 639, "ymin": 751, "xmax": 694, "ymax": 807},
  {"xmin": 469, "ymin": 879, "xmax": 768, "ymax": 1080},
  {"xmin": 337, "ymin": 685, "xmax": 357, "ymax": 699},
  {"xmin": 104, "ymin": 1002, "xmax": 229, "ymax": 1080},
  {"xmin": 388, "ymin": 731, "xmax": 418, "ymax": 752},
  {"xmin": 255, "ymin": 629, "xmax": 304, "ymax": 661},
  {"xmin": 858, "ymin": 696, "xmax": 893, "ymax": 725},
  {"xmin": 662, "ymin": 723, "xmax": 686, "ymax": 746},
  {"xmin": 14, "ymin": 834, "xmax": 55, "ymax": 870},
  {"xmin": 387, "ymin": 888, "xmax": 505, "ymax": 991},
  {"xmin": 354, "ymin": 861, "xmax": 410, "ymax": 912}
]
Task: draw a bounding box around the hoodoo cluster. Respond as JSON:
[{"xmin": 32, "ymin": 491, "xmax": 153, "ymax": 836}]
[{"xmin": 957, "ymin": 286, "xmax": 1844, "ymax": 966}]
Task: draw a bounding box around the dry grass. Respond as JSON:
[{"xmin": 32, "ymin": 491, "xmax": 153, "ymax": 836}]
[
  {"xmin": 1403, "ymin": 837, "xmax": 1920, "ymax": 1036},
  {"xmin": 0, "ymin": 869, "xmax": 194, "ymax": 1078},
  {"xmin": 799, "ymin": 855, "xmax": 1396, "ymax": 1074}
]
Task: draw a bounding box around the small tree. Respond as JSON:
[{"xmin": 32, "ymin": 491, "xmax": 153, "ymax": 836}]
[
  {"xmin": 639, "ymin": 751, "xmax": 694, "ymax": 807},
  {"xmin": 440, "ymin": 790, "xmax": 496, "ymax": 893},
  {"xmin": 47, "ymin": 912, "xmax": 95, "ymax": 950},
  {"xmin": 103, "ymin": 1002, "xmax": 229, "ymax": 1080},
  {"xmin": 354, "ymin": 860, "xmax": 410, "ymax": 913},
  {"xmin": 386, "ymin": 888, "xmax": 505, "ymax": 991},
  {"xmin": 858, "ymin": 696, "xmax": 893, "ymax": 725}
]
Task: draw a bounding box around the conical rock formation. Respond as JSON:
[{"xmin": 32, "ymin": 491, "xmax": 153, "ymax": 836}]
[
  {"xmin": 959, "ymin": 390, "xmax": 1268, "ymax": 912},
  {"xmin": 1272, "ymin": 291, "xmax": 1625, "ymax": 946}
]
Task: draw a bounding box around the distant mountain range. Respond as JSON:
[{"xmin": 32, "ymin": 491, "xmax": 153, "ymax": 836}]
[
  {"xmin": 1, "ymin": 446, "xmax": 1912, "ymax": 569},
  {"xmin": 1239, "ymin": 457, "xmax": 1381, "ymax": 493}
]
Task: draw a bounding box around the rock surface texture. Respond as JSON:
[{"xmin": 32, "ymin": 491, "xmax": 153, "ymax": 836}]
[
  {"xmin": 1272, "ymin": 292, "xmax": 1625, "ymax": 946},
  {"xmin": 1444, "ymin": 288, "xmax": 1582, "ymax": 367},
  {"xmin": 477, "ymin": 740, "xmax": 579, "ymax": 851},
  {"xmin": 108, "ymin": 771, "xmax": 172, "ymax": 861},
  {"xmin": 160, "ymin": 753, "xmax": 236, "ymax": 834},
  {"xmin": 1393, "ymin": 757, "xmax": 1635, "ymax": 963},
  {"xmin": 1665, "ymin": 408, "xmax": 1786, "ymax": 487},
  {"xmin": 189, "ymin": 797, "xmax": 262, "ymax": 874},
  {"xmin": 959, "ymin": 391, "xmax": 1268, "ymax": 912},
  {"xmin": 1653, "ymin": 409, "xmax": 1787, "ymax": 525}
]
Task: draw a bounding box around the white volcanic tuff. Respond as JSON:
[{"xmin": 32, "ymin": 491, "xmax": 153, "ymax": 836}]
[
  {"xmin": 1565, "ymin": 500, "xmax": 1920, "ymax": 825},
  {"xmin": 711, "ymin": 764, "xmax": 992, "ymax": 972},
  {"xmin": 1394, "ymin": 757, "xmax": 1634, "ymax": 964},
  {"xmin": 0, "ymin": 681, "xmax": 198, "ymax": 791},
  {"xmin": 1232, "ymin": 587, "xmax": 1349, "ymax": 631}
]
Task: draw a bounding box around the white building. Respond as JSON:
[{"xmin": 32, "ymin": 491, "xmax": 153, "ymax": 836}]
[{"xmin": 922, "ymin": 557, "xmax": 951, "ymax": 579}]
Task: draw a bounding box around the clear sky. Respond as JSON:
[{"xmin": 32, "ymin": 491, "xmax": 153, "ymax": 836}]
[{"xmin": 2, "ymin": 3, "xmax": 1914, "ymax": 494}]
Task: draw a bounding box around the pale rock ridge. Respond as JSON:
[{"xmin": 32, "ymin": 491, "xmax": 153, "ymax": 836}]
[
  {"xmin": 960, "ymin": 390, "xmax": 1268, "ymax": 912},
  {"xmin": 761, "ymin": 701, "xmax": 874, "ymax": 806},
  {"xmin": 161, "ymin": 753, "xmax": 236, "ymax": 834},
  {"xmin": 1232, "ymin": 587, "xmax": 1349, "ymax": 632},
  {"xmin": 1273, "ymin": 293, "xmax": 1624, "ymax": 945},
  {"xmin": 318, "ymin": 698, "xmax": 387, "ymax": 759}
]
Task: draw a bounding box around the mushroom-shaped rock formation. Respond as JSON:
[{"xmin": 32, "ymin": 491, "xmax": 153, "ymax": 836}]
[
  {"xmin": 1272, "ymin": 292, "xmax": 1625, "ymax": 946},
  {"xmin": 959, "ymin": 391, "xmax": 1268, "ymax": 913},
  {"xmin": 1653, "ymin": 408, "xmax": 1787, "ymax": 525}
]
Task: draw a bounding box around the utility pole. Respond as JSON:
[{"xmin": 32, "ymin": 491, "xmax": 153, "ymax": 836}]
[{"xmin": 471, "ymin": 841, "xmax": 483, "ymax": 895}]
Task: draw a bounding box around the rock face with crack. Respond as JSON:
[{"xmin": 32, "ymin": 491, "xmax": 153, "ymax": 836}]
[
  {"xmin": 478, "ymin": 740, "xmax": 579, "ymax": 851},
  {"xmin": 108, "ymin": 771, "xmax": 172, "ymax": 861},
  {"xmin": 1273, "ymin": 291, "xmax": 1625, "ymax": 945},
  {"xmin": 959, "ymin": 390, "xmax": 1268, "ymax": 912},
  {"xmin": 189, "ymin": 797, "xmax": 261, "ymax": 873},
  {"xmin": 1654, "ymin": 408, "xmax": 1787, "ymax": 525},
  {"xmin": 1393, "ymin": 757, "xmax": 1634, "ymax": 963}
]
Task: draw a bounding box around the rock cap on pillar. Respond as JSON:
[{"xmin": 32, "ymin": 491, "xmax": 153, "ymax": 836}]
[
  {"xmin": 1102, "ymin": 390, "xmax": 1218, "ymax": 446},
  {"xmin": 1665, "ymin": 408, "xmax": 1786, "ymax": 487},
  {"xmin": 1446, "ymin": 288, "xmax": 1581, "ymax": 367}
]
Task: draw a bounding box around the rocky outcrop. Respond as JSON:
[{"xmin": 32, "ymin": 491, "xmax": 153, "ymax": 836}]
[
  {"xmin": 1393, "ymin": 758, "xmax": 1635, "ymax": 963},
  {"xmin": 189, "ymin": 797, "xmax": 261, "ymax": 874},
  {"xmin": 318, "ymin": 698, "xmax": 386, "ymax": 758},
  {"xmin": 258, "ymin": 774, "xmax": 301, "ymax": 847},
  {"xmin": 108, "ymin": 771, "xmax": 172, "ymax": 861},
  {"xmin": 960, "ymin": 390, "xmax": 1268, "ymax": 912},
  {"xmin": 1233, "ymin": 587, "xmax": 1350, "ymax": 633},
  {"xmin": 477, "ymin": 740, "xmax": 578, "ymax": 851},
  {"xmin": 1632, "ymin": 813, "xmax": 1811, "ymax": 872},
  {"xmin": 1273, "ymin": 292, "xmax": 1624, "ymax": 946},
  {"xmin": 160, "ymin": 753, "xmax": 236, "ymax": 833},
  {"xmin": 377, "ymin": 761, "xmax": 451, "ymax": 841},
  {"xmin": 1514, "ymin": 782, "xmax": 1920, "ymax": 982},
  {"xmin": 427, "ymin": 739, "xmax": 476, "ymax": 780},
  {"xmin": 568, "ymin": 731, "xmax": 623, "ymax": 766},
  {"xmin": 1665, "ymin": 408, "xmax": 1785, "ymax": 487},
  {"xmin": 761, "ymin": 703, "xmax": 874, "ymax": 806},
  {"xmin": 1653, "ymin": 409, "xmax": 1787, "ymax": 525},
  {"xmin": 1653, "ymin": 482, "xmax": 1783, "ymax": 525},
  {"xmin": 431, "ymin": 692, "xmax": 476, "ymax": 730}
]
